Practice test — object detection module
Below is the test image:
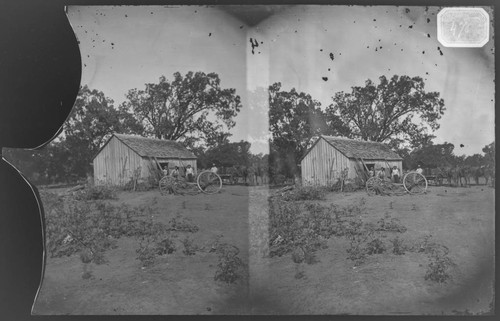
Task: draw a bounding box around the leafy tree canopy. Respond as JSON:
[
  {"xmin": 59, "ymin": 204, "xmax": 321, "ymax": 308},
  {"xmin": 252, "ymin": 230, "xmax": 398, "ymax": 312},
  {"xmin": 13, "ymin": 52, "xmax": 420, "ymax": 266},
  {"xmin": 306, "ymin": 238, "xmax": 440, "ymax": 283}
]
[
  {"xmin": 482, "ymin": 141, "xmax": 495, "ymax": 166},
  {"xmin": 203, "ymin": 140, "xmax": 252, "ymax": 169},
  {"xmin": 121, "ymin": 71, "xmax": 242, "ymax": 146},
  {"xmin": 61, "ymin": 85, "xmax": 129, "ymax": 177},
  {"xmin": 464, "ymin": 154, "xmax": 485, "ymax": 167},
  {"xmin": 409, "ymin": 142, "xmax": 456, "ymax": 169},
  {"xmin": 269, "ymin": 82, "xmax": 345, "ymax": 176},
  {"xmin": 326, "ymin": 75, "xmax": 445, "ymax": 149}
]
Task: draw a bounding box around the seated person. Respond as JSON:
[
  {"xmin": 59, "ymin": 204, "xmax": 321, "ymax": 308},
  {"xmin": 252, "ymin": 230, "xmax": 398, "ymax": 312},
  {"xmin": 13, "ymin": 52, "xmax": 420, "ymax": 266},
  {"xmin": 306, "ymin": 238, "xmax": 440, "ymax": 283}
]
[
  {"xmin": 377, "ymin": 167, "xmax": 387, "ymax": 180},
  {"xmin": 171, "ymin": 166, "xmax": 180, "ymax": 179}
]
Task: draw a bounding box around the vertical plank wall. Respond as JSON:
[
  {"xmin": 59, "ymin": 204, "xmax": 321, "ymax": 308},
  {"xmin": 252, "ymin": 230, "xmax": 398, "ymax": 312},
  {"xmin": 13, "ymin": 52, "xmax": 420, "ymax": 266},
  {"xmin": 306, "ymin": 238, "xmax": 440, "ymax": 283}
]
[
  {"xmin": 301, "ymin": 138, "xmax": 403, "ymax": 186},
  {"xmin": 93, "ymin": 137, "xmax": 143, "ymax": 185},
  {"xmin": 301, "ymin": 138, "xmax": 350, "ymax": 186}
]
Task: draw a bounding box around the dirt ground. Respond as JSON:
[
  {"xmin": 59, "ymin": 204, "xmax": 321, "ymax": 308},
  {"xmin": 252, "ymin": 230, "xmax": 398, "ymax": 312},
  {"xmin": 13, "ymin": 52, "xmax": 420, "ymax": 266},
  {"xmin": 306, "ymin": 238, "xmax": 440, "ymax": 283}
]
[{"xmin": 32, "ymin": 183, "xmax": 494, "ymax": 315}]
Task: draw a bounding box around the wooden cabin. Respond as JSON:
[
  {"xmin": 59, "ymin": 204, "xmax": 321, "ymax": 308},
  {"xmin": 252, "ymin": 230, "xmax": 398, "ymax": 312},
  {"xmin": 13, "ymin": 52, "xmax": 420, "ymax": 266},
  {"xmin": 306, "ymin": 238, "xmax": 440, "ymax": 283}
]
[
  {"xmin": 93, "ymin": 134, "xmax": 197, "ymax": 186},
  {"xmin": 300, "ymin": 135, "xmax": 402, "ymax": 186}
]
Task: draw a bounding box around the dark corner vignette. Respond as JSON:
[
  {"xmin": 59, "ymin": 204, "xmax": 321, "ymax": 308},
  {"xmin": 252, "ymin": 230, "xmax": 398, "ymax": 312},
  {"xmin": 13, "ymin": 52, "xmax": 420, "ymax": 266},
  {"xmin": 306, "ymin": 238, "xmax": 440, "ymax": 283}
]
[{"xmin": 0, "ymin": 1, "xmax": 81, "ymax": 320}]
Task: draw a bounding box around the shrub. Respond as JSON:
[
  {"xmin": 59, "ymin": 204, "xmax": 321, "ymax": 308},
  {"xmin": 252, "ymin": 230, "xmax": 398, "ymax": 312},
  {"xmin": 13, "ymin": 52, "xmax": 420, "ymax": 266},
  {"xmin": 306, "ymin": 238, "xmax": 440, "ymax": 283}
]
[
  {"xmin": 156, "ymin": 237, "xmax": 176, "ymax": 255},
  {"xmin": 134, "ymin": 213, "xmax": 172, "ymax": 267},
  {"xmin": 376, "ymin": 213, "xmax": 407, "ymax": 233},
  {"xmin": 425, "ymin": 251, "xmax": 456, "ymax": 283},
  {"xmin": 291, "ymin": 247, "xmax": 305, "ymax": 263},
  {"xmin": 391, "ymin": 236, "xmax": 407, "ymax": 255},
  {"xmin": 346, "ymin": 245, "xmax": 367, "ymax": 266},
  {"xmin": 409, "ymin": 234, "xmax": 449, "ymax": 256},
  {"xmin": 330, "ymin": 180, "xmax": 361, "ymax": 192},
  {"xmin": 136, "ymin": 246, "xmax": 158, "ymax": 267},
  {"xmin": 214, "ymin": 243, "xmax": 245, "ymax": 284},
  {"xmin": 181, "ymin": 236, "xmax": 198, "ymax": 255},
  {"xmin": 74, "ymin": 185, "xmax": 117, "ymax": 200},
  {"xmin": 268, "ymin": 197, "xmax": 365, "ymax": 260},
  {"xmin": 304, "ymin": 249, "xmax": 319, "ymax": 264},
  {"xmin": 122, "ymin": 178, "xmax": 156, "ymax": 192},
  {"xmin": 366, "ymin": 238, "xmax": 386, "ymax": 255},
  {"xmin": 44, "ymin": 197, "xmax": 118, "ymax": 261},
  {"xmin": 294, "ymin": 271, "xmax": 305, "ymax": 279},
  {"xmin": 41, "ymin": 191, "xmax": 165, "ymax": 266},
  {"xmin": 168, "ymin": 214, "xmax": 199, "ymax": 233},
  {"xmin": 281, "ymin": 185, "xmax": 328, "ymax": 201}
]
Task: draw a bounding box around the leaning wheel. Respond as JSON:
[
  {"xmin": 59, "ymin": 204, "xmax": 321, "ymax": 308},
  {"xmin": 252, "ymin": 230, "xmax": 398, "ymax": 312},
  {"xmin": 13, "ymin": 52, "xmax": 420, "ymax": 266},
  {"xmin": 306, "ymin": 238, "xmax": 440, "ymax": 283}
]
[
  {"xmin": 197, "ymin": 171, "xmax": 223, "ymax": 194},
  {"xmin": 366, "ymin": 177, "xmax": 382, "ymax": 196},
  {"xmin": 403, "ymin": 172, "xmax": 428, "ymax": 194},
  {"xmin": 159, "ymin": 176, "xmax": 171, "ymax": 195},
  {"xmin": 159, "ymin": 176, "xmax": 180, "ymax": 195}
]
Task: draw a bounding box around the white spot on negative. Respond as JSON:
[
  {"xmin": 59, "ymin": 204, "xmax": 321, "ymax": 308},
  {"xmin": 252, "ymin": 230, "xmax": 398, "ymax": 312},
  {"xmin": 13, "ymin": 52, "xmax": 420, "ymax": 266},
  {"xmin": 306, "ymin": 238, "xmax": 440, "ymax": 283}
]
[{"xmin": 437, "ymin": 8, "xmax": 489, "ymax": 47}]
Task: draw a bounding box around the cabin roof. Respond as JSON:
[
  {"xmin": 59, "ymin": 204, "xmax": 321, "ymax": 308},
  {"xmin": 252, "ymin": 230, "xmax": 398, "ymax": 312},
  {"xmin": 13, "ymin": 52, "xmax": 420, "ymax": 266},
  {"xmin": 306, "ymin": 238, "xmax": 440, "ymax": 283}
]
[
  {"xmin": 301, "ymin": 135, "xmax": 402, "ymax": 161},
  {"xmin": 321, "ymin": 135, "xmax": 402, "ymax": 160},
  {"xmin": 107, "ymin": 134, "xmax": 197, "ymax": 159}
]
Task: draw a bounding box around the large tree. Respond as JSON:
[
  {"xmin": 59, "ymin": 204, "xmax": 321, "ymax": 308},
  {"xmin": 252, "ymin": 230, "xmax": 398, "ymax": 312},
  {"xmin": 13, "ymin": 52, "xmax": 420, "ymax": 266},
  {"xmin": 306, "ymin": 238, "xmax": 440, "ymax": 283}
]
[
  {"xmin": 268, "ymin": 82, "xmax": 345, "ymax": 177},
  {"xmin": 408, "ymin": 142, "xmax": 456, "ymax": 169},
  {"xmin": 4, "ymin": 86, "xmax": 128, "ymax": 183},
  {"xmin": 482, "ymin": 141, "xmax": 495, "ymax": 166},
  {"xmin": 326, "ymin": 75, "xmax": 445, "ymax": 149},
  {"xmin": 60, "ymin": 86, "xmax": 128, "ymax": 178},
  {"xmin": 121, "ymin": 71, "xmax": 242, "ymax": 145},
  {"xmin": 204, "ymin": 140, "xmax": 252, "ymax": 168}
]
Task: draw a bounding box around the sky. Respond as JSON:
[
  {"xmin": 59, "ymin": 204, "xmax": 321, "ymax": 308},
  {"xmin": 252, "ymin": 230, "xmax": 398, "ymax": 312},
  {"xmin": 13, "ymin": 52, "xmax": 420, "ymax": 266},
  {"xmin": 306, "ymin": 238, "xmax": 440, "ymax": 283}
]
[{"xmin": 68, "ymin": 5, "xmax": 495, "ymax": 156}]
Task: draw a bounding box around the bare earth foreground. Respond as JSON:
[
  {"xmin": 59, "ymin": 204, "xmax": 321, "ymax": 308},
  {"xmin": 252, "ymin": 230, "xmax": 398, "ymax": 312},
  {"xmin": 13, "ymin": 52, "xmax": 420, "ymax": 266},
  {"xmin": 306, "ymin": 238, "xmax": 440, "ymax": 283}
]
[{"xmin": 33, "ymin": 184, "xmax": 494, "ymax": 315}]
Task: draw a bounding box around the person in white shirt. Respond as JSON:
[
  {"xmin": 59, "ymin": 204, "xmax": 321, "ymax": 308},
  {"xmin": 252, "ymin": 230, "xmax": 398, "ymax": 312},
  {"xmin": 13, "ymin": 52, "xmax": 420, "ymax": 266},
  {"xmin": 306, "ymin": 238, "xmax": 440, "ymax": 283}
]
[
  {"xmin": 186, "ymin": 164, "xmax": 194, "ymax": 182},
  {"xmin": 391, "ymin": 166, "xmax": 400, "ymax": 183},
  {"xmin": 416, "ymin": 164, "xmax": 423, "ymax": 174},
  {"xmin": 210, "ymin": 164, "xmax": 218, "ymax": 174}
]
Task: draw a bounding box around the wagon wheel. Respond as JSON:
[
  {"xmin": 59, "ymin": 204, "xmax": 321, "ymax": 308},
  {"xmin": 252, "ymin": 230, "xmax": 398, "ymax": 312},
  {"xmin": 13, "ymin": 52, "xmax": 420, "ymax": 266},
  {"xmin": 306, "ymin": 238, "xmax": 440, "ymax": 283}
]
[
  {"xmin": 403, "ymin": 172, "xmax": 428, "ymax": 194},
  {"xmin": 159, "ymin": 176, "xmax": 173, "ymax": 195},
  {"xmin": 366, "ymin": 177, "xmax": 382, "ymax": 196},
  {"xmin": 197, "ymin": 171, "xmax": 223, "ymax": 194}
]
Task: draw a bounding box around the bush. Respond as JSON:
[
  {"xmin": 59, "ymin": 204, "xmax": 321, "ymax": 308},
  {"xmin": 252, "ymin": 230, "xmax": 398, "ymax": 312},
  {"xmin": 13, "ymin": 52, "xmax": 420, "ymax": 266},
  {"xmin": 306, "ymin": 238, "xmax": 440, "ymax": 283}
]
[
  {"xmin": 330, "ymin": 180, "xmax": 361, "ymax": 192},
  {"xmin": 168, "ymin": 214, "xmax": 199, "ymax": 233},
  {"xmin": 156, "ymin": 237, "xmax": 176, "ymax": 255},
  {"xmin": 214, "ymin": 243, "xmax": 245, "ymax": 284},
  {"xmin": 74, "ymin": 184, "xmax": 117, "ymax": 200},
  {"xmin": 122, "ymin": 178, "xmax": 157, "ymax": 192},
  {"xmin": 366, "ymin": 238, "xmax": 387, "ymax": 255},
  {"xmin": 409, "ymin": 234, "xmax": 448, "ymax": 256},
  {"xmin": 135, "ymin": 218, "xmax": 172, "ymax": 267},
  {"xmin": 44, "ymin": 197, "xmax": 117, "ymax": 261},
  {"xmin": 346, "ymin": 245, "xmax": 367, "ymax": 266},
  {"xmin": 181, "ymin": 236, "xmax": 199, "ymax": 255},
  {"xmin": 41, "ymin": 191, "xmax": 163, "ymax": 264},
  {"xmin": 281, "ymin": 185, "xmax": 328, "ymax": 201},
  {"xmin": 391, "ymin": 236, "xmax": 407, "ymax": 255},
  {"xmin": 136, "ymin": 247, "xmax": 158, "ymax": 267},
  {"xmin": 376, "ymin": 213, "xmax": 407, "ymax": 233},
  {"xmin": 268, "ymin": 196, "xmax": 365, "ymax": 259},
  {"xmin": 425, "ymin": 252, "xmax": 456, "ymax": 283}
]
